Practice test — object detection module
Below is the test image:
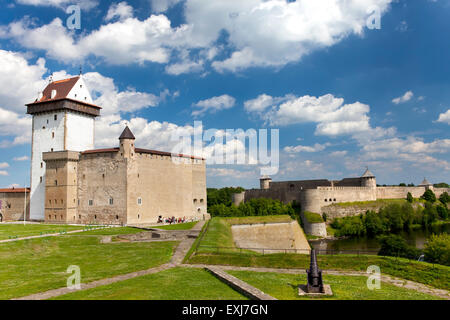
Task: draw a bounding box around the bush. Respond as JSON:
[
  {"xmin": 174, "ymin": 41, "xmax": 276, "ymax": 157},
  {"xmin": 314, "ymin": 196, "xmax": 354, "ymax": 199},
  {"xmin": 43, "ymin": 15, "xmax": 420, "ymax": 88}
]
[
  {"xmin": 422, "ymin": 203, "xmax": 438, "ymax": 228},
  {"xmin": 333, "ymin": 215, "xmax": 365, "ymax": 237},
  {"xmin": 424, "ymin": 234, "xmax": 450, "ymax": 266},
  {"xmin": 439, "ymin": 192, "xmax": 450, "ymax": 205},
  {"xmin": 209, "ymin": 198, "xmax": 295, "ymax": 218},
  {"xmin": 437, "ymin": 205, "xmax": 449, "ymax": 220},
  {"xmin": 207, "ymin": 187, "xmax": 245, "ymax": 210},
  {"xmin": 421, "ymin": 189, "xmax": 436, "ymax": 203},
  {"xmin": 406, "ymin": 192, "xmax": 413, "ymax": 203},
  {"xmin": 364, "ymin": 210, "xmax": 386, "ymax": 237},
  {"xmin": 378, "ymin": 235, "xmax": 420, "ymax": 260}
]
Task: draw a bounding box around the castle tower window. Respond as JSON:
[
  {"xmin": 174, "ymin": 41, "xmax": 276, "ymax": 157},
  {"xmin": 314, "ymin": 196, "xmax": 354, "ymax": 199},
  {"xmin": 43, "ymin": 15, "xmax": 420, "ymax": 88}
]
[
  {"xmin": 324, "ymin": 199, "xmax": 327, "ymax": 202},
  {"xmin": 88, "ymin": 200, "xmax": 93, "ymax": 206},
  {"xmin": 40, "ymin": 177, "xmax": 43, "ymax": 183},
  {"xmin": 193, "ymin": 199, "xmax": 198, "ymax": 204},
  {"xmin": 41, "ymin": 162, "xmax": 43, "ymax": 168},
  {"xmin": 51, "ymin": 148, "xmax": 53, "ymax": 152},
  {"xmin": 138, "ymin": 214, "xmax": 140, "ymax": 220},
  {"xmin": 329, "ymin": 198, "xmax": 332, "ymax": 202},
  {"xmin": 200, "ymin": 199, "xmax": 204, "ymax": 203},
  {"xmin": 109, "ymin": 198, "xmax": 114, "ymax": 205},
  {"xmin": 333, "ymin": 198, "xmax": 336, "ymax": 202},
  {"xmin": 52, "ymin": 132, "xmax": 55, "ymax": 138},
  {"xmin": 102, "ymin": 173, "xmax": 105, "ymax": 178},
  {"xmin": 55, "ymin": 180, "xmax": 58, "ymax": 186},
  {"xmin": 94, "ymin": 215, "xmax": 97, "ymax": 220},
  {"xmin": 54, "ymin": 115, "xmax": 57, "ymax": 121},
  {"xmin": 48, "ymin": 215, "xmax": 51, "ymax": 220},
  {"xmin": 137, "ymin": 198, "xmax": 142, "ymax": 205},
  {"xmin": 79, "ymin": 215, "xmax": 81, "ymax": 219},
  {"xmin": 116, "ymin": 215, "xmax": 119, "ymax": 220}
]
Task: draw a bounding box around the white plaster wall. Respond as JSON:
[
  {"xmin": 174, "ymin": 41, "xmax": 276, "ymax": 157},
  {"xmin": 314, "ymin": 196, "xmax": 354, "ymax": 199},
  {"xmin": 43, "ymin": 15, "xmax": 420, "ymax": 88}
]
[
  {"xmin": 66, "ymin": 78, "xmax": 93, "ymax": 104},
  {"xmin": 30, "ymin": 111, "xmax": 65, "ymax": 220},
  {"xmin": 66, "ymin": 113, "xmax": 95, "ymax": 151}
]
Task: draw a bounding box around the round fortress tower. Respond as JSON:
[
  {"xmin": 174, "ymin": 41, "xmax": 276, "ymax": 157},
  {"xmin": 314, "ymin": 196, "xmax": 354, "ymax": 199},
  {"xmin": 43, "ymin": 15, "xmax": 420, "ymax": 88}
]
[
  {"xmin": 361, "ymin": 167, "xmax": 376, "ymax": 188},
  {"xmin": 260, "ymin": 175, "xmax": 272, "ymax": 190}
]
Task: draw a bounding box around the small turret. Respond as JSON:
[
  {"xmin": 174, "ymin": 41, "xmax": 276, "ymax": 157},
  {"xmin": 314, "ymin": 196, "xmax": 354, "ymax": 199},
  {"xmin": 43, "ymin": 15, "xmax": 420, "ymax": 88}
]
[
  {"xmin": 119, "ymin": 126, "xmax": 135, "ymax": 158},
  {"xmin": 419, "ymin": 178, "xmax": 434, "ymax": 191},
  {"xmin": 361, "ymin": 167, "xmax": 376, "ymax": 189},
  {"xmin": 260, "ymin": 175, "xmax": 272, "ymax": 190}
]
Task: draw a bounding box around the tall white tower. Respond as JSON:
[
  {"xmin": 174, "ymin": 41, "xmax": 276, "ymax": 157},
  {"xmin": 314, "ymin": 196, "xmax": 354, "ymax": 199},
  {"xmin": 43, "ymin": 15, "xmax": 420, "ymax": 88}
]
[{"xmin": 26, "ymin": 76, "xmax": 101, "ymax": 221}]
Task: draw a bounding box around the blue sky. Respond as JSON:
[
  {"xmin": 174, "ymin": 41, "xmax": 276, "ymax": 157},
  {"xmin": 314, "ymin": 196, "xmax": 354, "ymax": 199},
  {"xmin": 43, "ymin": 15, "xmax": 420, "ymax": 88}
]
[{"xmin": 0, "ymin": 0, "xmax": 449, "ymax": 189}]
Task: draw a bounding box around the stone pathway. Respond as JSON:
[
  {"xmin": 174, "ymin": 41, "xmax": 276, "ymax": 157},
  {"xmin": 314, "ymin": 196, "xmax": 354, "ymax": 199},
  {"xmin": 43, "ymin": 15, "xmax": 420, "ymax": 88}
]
[{"xmin": 206, "ymin": 266, "xmax": 277, "ymax": 300}]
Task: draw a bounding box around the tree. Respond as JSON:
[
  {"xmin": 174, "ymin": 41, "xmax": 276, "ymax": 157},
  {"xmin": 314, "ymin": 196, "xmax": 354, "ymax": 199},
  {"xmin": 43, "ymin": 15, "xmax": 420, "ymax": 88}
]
[
  {"xmin": 424, "ymin": 234, "xmax": 450, "ymax": 266},
  {"xmin": 406, "ymin": 192, "xmax": 413, "ymax": 203},
  {"xmin": 434, "ymin": 182, "xmax": 450, "ymax": 188},
  {"xmin": 439, "ymin": 192, "xmax": 450, "ymax": 204},
  {"xmin": 421, "ymin": 189, "xmax": 436, "ymax": 203},
  {"xmin": 364, "ymin": 210, "xmax": 385, "ymax": 236},
  {"xmin": 399, "ymin": 183, "xmax": 406, "ymax": 187},
  {"xmin": 422, "ymin": 202, "xmax": 438, "ymax": 227},
  {"xmin": 378, "ymin": 235, "xmax": 420, "ymax": 259},
  {"xmin": 436, "ymin": 205, "xmax": 449, "ymax": 220}
]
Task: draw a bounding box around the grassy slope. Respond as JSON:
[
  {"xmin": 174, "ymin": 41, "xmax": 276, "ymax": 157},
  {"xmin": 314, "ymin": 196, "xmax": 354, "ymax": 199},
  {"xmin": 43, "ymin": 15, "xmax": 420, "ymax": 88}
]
[
  {"xmin": 152, "ymin": 221, "xmax": 199, "ymax": 230},
  {"xmin": 187, "ymin": 253, "xmax": 450, "ymax": 291},
  {"xmin": 196, "ymin": 216, "xmax": 294, "ymax": 255},
  {"xmin": 0, "ymin": 224, "xmax": 84, "ymax": 240},
  {"xmin": 53, "ymin": 267, "xmax": 247, "ymax": 300},
  {"xmin": 326, "ymin": 199, "xmax": 412, "ymax": 208},
  {"xmin": 79, "ymin": 227, "xmax": 146, "ymax": 236},
  {"xmin": 0, "ymin": 235, "xmax": 176, "ymax": 299},
  {"xmin": 227, "ymin": 270, "xmax": 441, "ymax": 300}
]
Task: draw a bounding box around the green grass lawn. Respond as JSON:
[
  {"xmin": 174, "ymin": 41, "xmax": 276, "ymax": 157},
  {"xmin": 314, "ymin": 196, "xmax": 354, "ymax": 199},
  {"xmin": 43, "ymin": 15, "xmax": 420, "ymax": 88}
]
[
  {"xmin": 79, "ymin": 227, "xmax": 147, "ymax": 236},
  {"xmin": 326, "ymin": 199, "xmax": 412, "ymax": 208},
  {"xmin": 53, "ymin": 267, "xmax": 247, "ymax": 300},
  {"xmin": 227, "ymin": 270, "xmax": 442, "ymax": 300},
  {"xmin": 152, "ymin": 221, "xmax": 199, "ymax": 230},
  {"xmin": 187, "ymin": 252, "xmax": 450, "ymax": 291},
  {"xmin": 0, "ymin": 224, "xmax": 84, "ymax": 240},
  {"xmin": 0, "ymin": 235, "xmax": 177, "ymax": 299}
]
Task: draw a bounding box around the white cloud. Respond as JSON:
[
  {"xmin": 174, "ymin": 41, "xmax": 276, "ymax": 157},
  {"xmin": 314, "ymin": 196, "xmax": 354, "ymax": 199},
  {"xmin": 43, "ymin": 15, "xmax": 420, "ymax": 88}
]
[
  {"xmin": 437, "ymin": 109, "xmax": 450, "ymax": 124},
  {"xmin": 284, "ymin": 143, "xmax": 329, "ymax": 153},
  {"xmin": 246, "ymin": 93, "xmax": 377, "ymax": 137},
  {"xmin": 0, "ymin": 162, "xmax": 9, "ymax": 169},
  {"xmin": 3, "ymin": 0, "xmax": 393, "ymax": 73},
  {"xmin": 16, "ymin": 0, "xmax": 98, "ymax": 10},
  {"xmin": 330, "ymin": 151, "xmax": 348, "ymax": 157},
  {"xmin": 13, "ymin": 156, "xmax": 29, "ymax": 161},
  {"xmin": 105, "ymin": 2, "xmax": 133, "ymax": 22},
  {"xmin": 392, "ymin": 90, "xmax": 414, "ymax": 104},
  {"xmin": 151, "ymin": 0, "xmax": 183, "ymax": 13},
  {"xmin": 0, "ymin": 171, "xmax": 8, "ymax": 176},
  {"xmin": 192, "ymin": 94, "xmax": 236, "ymax": 116},
  {"xmin": 0, "ymin": 107, "xmax": 32, "ymax": 147}
]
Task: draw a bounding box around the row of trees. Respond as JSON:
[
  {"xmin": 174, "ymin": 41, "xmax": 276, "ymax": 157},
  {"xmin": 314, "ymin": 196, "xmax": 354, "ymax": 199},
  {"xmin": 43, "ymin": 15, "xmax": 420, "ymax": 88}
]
[
  {"xmin": 378, "ymin": 234, "xmax": 449, "ymax": 266},
  {"xmin": 207, "ymin": 187, "xmax": 245, "ymax": 210},
  {"xmin": 331, "ymin": 202, "xmax": 448, "ymax": 238},
  {"xmin": 208, "ymin": 198, "xmax": 296, "ymax": 217}
]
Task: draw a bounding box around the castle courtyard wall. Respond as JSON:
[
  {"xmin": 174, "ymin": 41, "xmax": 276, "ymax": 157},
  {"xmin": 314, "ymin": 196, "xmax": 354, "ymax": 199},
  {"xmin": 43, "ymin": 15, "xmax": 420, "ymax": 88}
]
[{"xmin": 0, "ymin": 191, "xmax": 29, "ymax": 221}]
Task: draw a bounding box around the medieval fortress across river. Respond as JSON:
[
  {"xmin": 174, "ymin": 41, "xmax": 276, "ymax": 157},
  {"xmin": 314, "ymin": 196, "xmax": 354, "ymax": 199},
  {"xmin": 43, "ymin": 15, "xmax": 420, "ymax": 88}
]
[
  {"xmin": 233, "ymin": 171, "xmax": 450, "ymax": 218},
  {"xmin": 0, "ymin": 76, "xmax": 206, "ymax": 225}
]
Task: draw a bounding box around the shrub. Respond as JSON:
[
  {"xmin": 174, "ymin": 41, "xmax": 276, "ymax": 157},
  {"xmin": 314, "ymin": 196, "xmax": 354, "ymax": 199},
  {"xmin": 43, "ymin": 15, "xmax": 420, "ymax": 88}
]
[
  {"xmin": 422, "ymin": 203, "xmax": 438, "ymax": 228},
  {"xmin": 421, "ymin": 189, "xmax": 436, "ymax": 203},
  {"xmin": 439, "ymin": 192, "xmax": 450, "ymax": 204},
  {"xmin": 209, "ymin": 198, "xmax": 294, "ymax": 218},
  {"xmin": 424, "ymin": 234, "xmax": 450, "ymax": 266},
  {"xmin": 406, "ymin": 192, "xmax": 413, "ymax": 203},
  {"xmin": 437, "ymin": 205, "xmax": 449, "ymax": 220},
  {"xmin": 207, "ymin": 187, "xmax": 245, "ymax": 209},
  {"xmin": 364, "ymin": 210, "xmax": 385, "ymax": 236},
  {"xmin": 333, "ymin": 215, "xmax": 365, "ymax": 237},
  {"xmin": 378, "ymin": 235, "xmax": 420, "ymax": 260}
]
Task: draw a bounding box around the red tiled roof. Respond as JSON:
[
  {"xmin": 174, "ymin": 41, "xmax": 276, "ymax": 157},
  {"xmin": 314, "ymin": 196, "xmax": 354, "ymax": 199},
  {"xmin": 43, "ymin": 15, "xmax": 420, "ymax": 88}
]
[
  {"xmin": 80, "ymin": 147, "xmax": 204, "ymax": 160},
  {"xmin": 81, "ymin": 148, "xmax": 119, "ymax": 155},
  {"xmin": 0, "ymin": 188, "xmax": 30, "ymax": 193},
  {"xmin": 135, "ymin": 148, "xmax": 205, "ymax": 160},
  {"xmin": 37, "ymin": 76, "xmax": 79, "ymax": 103},
  {"xmin": 26, "ymin": 76, "xmax": 102, "ymax": 109}
]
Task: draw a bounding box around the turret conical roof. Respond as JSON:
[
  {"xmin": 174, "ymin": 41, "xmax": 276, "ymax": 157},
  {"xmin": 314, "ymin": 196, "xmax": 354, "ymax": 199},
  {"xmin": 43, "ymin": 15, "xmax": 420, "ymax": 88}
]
[
  {"xmin": 361, "ymin": 167, "xmax": 375, "ymax": 178},
  {"xmin": 119, "ymin": 126, "xmax": 135, "ymax": 140}
]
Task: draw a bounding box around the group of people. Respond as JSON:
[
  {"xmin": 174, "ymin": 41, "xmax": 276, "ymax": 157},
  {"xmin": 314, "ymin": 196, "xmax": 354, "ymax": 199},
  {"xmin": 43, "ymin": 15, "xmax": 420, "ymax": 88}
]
[{"xmin": 157, "ymin": 216, "xmax": 191, "ymax": 224}]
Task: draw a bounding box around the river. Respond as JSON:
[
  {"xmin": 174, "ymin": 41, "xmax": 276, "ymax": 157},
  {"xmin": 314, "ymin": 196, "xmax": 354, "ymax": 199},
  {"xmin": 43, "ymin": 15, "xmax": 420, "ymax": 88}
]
[{"xmin": 309, "ymin": 223, "xmax": 450, "ymax": 254}]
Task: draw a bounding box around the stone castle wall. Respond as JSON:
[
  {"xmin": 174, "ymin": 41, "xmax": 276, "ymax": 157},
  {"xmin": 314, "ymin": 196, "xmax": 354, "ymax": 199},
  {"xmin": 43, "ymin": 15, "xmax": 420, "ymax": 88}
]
[
  {"xmin": 0, "ymin": 191, "xmax": 30, "ymax": 221},
  {"xmin": 43, "ymin": 146, "xmax": 207, "ymax": 225}
]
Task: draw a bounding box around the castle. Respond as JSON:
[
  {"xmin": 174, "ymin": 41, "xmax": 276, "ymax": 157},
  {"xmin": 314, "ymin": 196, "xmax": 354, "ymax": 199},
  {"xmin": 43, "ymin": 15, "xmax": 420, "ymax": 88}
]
[
  {"xmin": 232, "ymin": 169, "xmax": 450, "ymax": 216},
  {"xmin": 0, "ymin": 76, "xmax": 207, "ymax": 225}
]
